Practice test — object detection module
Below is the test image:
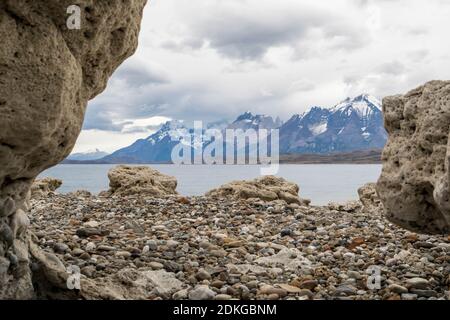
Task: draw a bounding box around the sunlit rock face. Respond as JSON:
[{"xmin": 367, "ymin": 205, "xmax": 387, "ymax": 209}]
[
  {"xmin": 0, "ymin": 0, "xmax": 147, "ymax": 299},
  {"xmin": 377, "ymin": 81, "xmax": 450, "ymax": 235},
  {"xmin": 106, "ymin": 165, "xmax": 178, "ymax": 198}
]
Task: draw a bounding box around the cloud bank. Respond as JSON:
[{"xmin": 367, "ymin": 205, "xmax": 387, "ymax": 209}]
[{"xmin": 74, "ymin": 0, "xmax": 450, "ymax": 153}]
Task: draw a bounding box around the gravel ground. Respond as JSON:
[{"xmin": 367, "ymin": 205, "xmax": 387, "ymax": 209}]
[{"xmin": 29, "ymin": 192, "xmax": 450, "ymax": 300}]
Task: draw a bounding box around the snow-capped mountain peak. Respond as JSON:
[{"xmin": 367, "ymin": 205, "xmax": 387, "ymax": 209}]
[
  {"xmin": 98, "ymin": 94, "xmax": 387, "ymax": 164},
  {"xmin": 356, "ymin": 94, "xmax": 381, "ymax": 108},
  {"xmin": 279, "ymin": 94, "xmax": 386, "ymax": 154},
  {"xmin": 147, "ymin": 120, "xmax": 186, "ymax": 145},
  {"xmin": 229, "ymin": 112, "xmax": 280, "ymax": 130},
  {"xmin": 235, "ymin": 111, "xmax": 255, "ymax": 122},
  {"xmin": 331, "ymin": 94, "xmax": 381, "ymax": 119}
]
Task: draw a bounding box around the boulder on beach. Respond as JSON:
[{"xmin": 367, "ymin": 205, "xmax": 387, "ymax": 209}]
[
  {"xmin": 31, "ymin": 178, "xmax": 62, "ymax": 198},
  {"xmin": 67, "ymin": 190, "xmax": 92, "ymax": 198},
  {"xmin": 105, "ymin": 165, "xmax": 178, "ymax": 197},
  {"xmin": 377, "ymin": 81, "xmax": 450, "ymax": 234},
  {"xmin": 206, "ymin": 175, "xmax": 310, "ymax": 205},
  {"xmin": 358, "ymin": 183, "xmax": 382, "ymax": 211},
  {"xmin": 328, "ymin": 201, "xmax": 362, "ymax": 213}
]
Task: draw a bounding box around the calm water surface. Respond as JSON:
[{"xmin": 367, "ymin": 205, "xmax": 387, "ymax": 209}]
[{"xmin": 40, "ymin": 164, "xmax": 382, "ymax": 206}]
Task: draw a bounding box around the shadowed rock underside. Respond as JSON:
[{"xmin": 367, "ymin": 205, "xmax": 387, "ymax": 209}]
[{"xmin": 0, "ymin": 0, "xmax": 147, "ymax": 299}]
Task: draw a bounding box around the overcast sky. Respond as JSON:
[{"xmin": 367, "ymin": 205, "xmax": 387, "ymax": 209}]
[{"xmin": 73, "ymin": 0, "xmax": 450, "ymax": 153}]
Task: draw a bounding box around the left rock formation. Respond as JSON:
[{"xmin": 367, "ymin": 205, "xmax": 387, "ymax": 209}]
[{"xmin": 0, "ymin": 0, "xmax": 147, "ymax": 299}]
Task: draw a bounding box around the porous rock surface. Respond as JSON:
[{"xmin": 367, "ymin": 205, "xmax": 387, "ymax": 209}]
[
  {"xmin": 105, "ymin": 165, "xmax": 178, "ymax": 197},
  {"xmin": 0, "ymin": 0, "xmax": 147, "ymax": 299},
  {"xmin": 358, "ymin": 183, "xmax": 382, "ymax": 212},
  {"xmin": 206, "ymin": 175, "xmax": 310, "ymax": 205},
  {"xmin": 31, "ymin": 178, "xmax": 63, "ymax": 199},
  {"xmin": 377, "ymin": 81, "xmax": 450, "ymax": 235}
]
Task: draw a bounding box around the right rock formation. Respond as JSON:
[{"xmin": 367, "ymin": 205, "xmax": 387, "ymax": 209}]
[{"xmin": 377, "ymin": 81, "xmax": 450, "ymax": 235}]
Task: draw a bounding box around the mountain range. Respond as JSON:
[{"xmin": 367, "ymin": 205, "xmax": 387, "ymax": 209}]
[
  {"xmin": 280, "ymin": 94, "xmax": 387, "ymax": 154},
  {"xmin": 67, "ymin": 149, "xmax": 109, "ymax": 161},
  {"xmin": 69, "ymin": 94, "xmax": 387, "ymax": 163}
]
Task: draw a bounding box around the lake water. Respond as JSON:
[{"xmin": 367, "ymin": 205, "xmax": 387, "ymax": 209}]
[{"xmin": 39, "ymin": 164, "xmax": 382, "ymax": 205}]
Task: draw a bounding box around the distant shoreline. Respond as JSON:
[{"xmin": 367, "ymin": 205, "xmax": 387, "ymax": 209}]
[
  {"xmin": 279, "ymin": 150, "xmax": 382, "ymax": 164},
  {"xmin": 62, "ymin": 150, "xmax": 382, "ymax": 165}
]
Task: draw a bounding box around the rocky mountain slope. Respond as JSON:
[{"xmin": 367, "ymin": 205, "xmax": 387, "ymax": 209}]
[
  {"xmin": 101, "ymin": 121, "xmax": 186, "ymax": 163},
  {"xmin": 68, "ymin": 149, "xmax": 109, "ymax": 161},
  {"xmin": 227, "ymin": 112, "xmax": 282, "ymax": 130},
  {"xmin": 98, "ymin": 95, "xmax": 387, "ymax": 164},
  {"xmin": 101, "ymin": 113, "xmax": 281, "ymax": 163},
  {"xmin": 280, "ymin": 95, "xmax": 387, "ymax": 154}
]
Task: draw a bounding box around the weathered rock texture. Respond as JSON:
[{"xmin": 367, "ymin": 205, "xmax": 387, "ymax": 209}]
[
  {"xmin": 206, "ymin": 176, "xmax": 310, "ymax": 205},
  {"xmin": 358, "ymin": 183, "xmax": 382, "ymax": 212},
  {"xmin": 0, "ymin": 0, "xmax": 147, "ymax": 299},
  {"xmin": 106, "ymin": 165, "xmax": 178, "ymax": 197},
  {"xmin": 377, "ymin": 81, "xmax": 450, "ymax": 235},
  {"xmin": 30, "ymin": 235, "xmax": 182, "ymax": 300},
  {"xmin": 31, "ymin": 178, "xmax": 62, "ymax": 199}
]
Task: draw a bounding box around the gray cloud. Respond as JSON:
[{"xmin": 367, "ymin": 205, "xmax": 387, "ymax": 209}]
[
  {"xmin": 82, "ymin": 111, "xmax": 129, "ymax": 132},
  {"xmin": 376, "ymin": 61, "xmax": 407, "ymax": 75},
  {"xmin": 160, "ymin": 38, "xmax": 204, "ymax": 52},
  {"xmin": 406, "ymin": 27, "xmax": 429, "ymax": 36},
  {"xmin": 289, "ymin": 79, "xmax": 316, "ymax": 92},
  {"xmin": 113, "ymin": 59, "xmax": 170, "ymax": 87},
  {"xmin": 408, "ymin": 49, "xmax": 429, "ymax": 63},
  {"xmin": 79, "ymin": 0, "xmax": 450, "ymax": 147},
  {"xmin": 165, "ymin": 1, "xmax": 370, "ymax": 61}
]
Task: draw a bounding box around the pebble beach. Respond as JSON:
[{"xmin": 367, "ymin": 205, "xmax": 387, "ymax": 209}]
[{"xmin": 29, "ymin": 191, "xmax": 450, "ymax": 300}]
